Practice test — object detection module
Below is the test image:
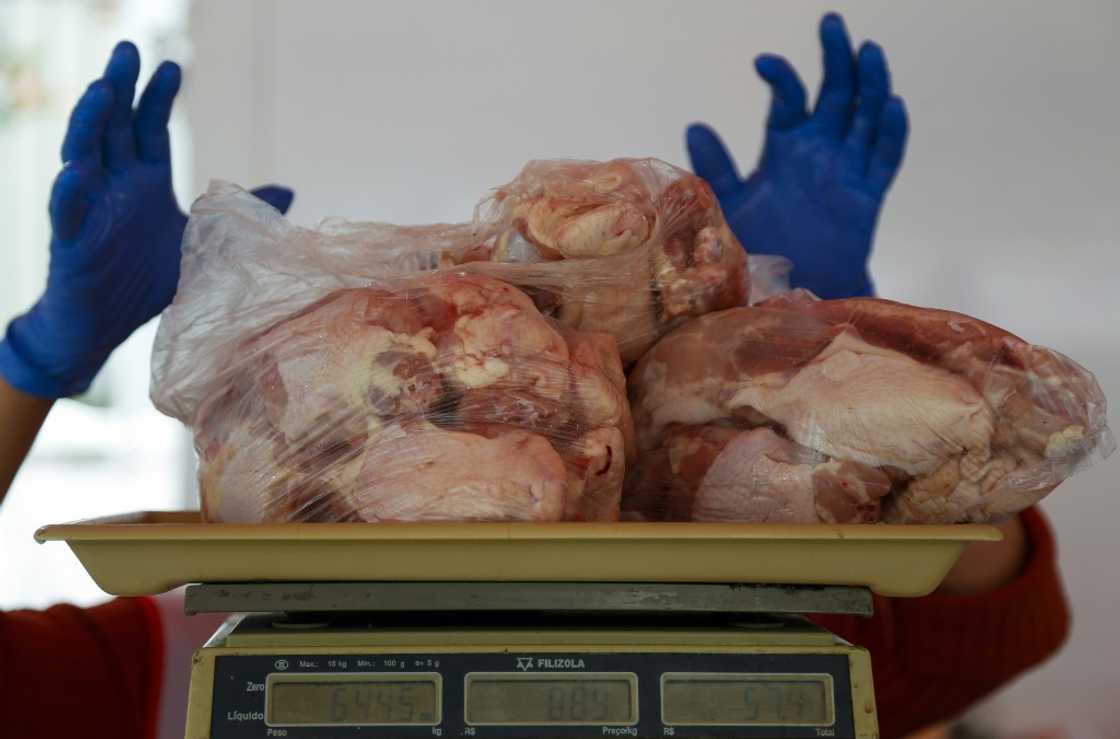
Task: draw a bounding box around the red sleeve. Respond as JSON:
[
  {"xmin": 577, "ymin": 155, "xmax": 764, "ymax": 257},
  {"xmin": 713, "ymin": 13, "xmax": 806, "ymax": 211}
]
[
  {"xmin": 0, "ymin": 596, "xmax": 165, "ymax": 739},
  {"xmin": 813, "ymin": 507, "xmax": 1069, "ymax": 739}
]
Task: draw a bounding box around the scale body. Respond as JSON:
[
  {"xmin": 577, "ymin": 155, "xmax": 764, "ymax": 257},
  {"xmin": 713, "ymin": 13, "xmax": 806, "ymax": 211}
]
[
  {"xmin": 35, "ymin": 513, "xmax": 999, "ymax": 739},
  {"xmin": 182, "ymin": 583, "xmax": 878, "ymax": 739}
]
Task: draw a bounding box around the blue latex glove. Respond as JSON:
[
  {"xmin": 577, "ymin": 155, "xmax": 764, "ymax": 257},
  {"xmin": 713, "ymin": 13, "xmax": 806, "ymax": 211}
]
[
  {"xmin": 0, "ymin": 42, "xmax": 294, "ymax": 399},
  {"xmin": 687, "ymin": 13, "xmax": 909, "ymax": 299}
]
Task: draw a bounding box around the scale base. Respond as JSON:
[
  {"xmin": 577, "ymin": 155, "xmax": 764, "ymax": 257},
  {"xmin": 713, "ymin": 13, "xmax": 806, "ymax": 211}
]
[{"xmin": 187, "ymin": 607, "xmax": 878, "ymax": 738}]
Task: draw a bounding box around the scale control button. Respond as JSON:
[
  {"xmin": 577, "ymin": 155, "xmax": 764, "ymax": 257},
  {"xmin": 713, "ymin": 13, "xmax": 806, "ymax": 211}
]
[{"xmin": 274, "ymin": 659, "xmax": 288, "ymax": 671}]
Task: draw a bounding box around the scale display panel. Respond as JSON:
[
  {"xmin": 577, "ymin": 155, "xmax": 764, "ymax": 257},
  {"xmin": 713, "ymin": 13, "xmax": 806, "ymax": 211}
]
[{"xmin": 206, "ymin": 651, "xmax": 860, "ymax": 738}]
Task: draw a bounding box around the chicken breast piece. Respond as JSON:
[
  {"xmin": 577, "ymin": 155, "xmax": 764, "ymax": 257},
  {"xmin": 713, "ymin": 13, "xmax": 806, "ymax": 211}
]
[
  {"xmin": 347, "ymin": 422, "xmax": 569, "ymax": 522},
  {"xmin": 626, "ymin": 425, "xmax": 889, "ymax": 524},
  {"xmin": 729, "ymin": 330, "xmax": 995, "ymax": 478}
]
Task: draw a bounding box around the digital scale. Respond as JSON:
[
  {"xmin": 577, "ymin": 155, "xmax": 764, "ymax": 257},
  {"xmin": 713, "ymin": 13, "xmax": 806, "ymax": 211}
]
[{"xmin": 37, "ymin": 511, "xmax": 1001, "ymax": 739}]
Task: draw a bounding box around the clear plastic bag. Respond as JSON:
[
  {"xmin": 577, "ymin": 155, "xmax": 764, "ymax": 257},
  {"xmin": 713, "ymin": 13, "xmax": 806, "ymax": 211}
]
[
  {"xmin": 321, "ymin": 159, "xmax": 751, "ymax": 364},
  {"xmin": 624, "ymin": 290, "xmax": 1114, "ymax": 524},
  {"xmin": 151, "ymin": 186, "xmax": 634, "ymax": 523},
  {"xmin": 457, "ymin": 158, "xmax": 751, "ymax": 363},
  {"xmin": 178, "ymin": 159, "xmax": 752, "ymax": 370},
  {"xmin": 746, "ymin": 254, "xmax": 793, "ymax": 304}
]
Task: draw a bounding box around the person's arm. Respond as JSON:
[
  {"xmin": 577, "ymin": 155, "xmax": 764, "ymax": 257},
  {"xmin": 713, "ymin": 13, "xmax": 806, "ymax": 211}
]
[
  {"xmin": 0, "ymin": 42, "xmax": 292, "ymax": 505},
  {"xmin": 0, "ymin": 597, "xmax": 164, "ymax": 739},
  {"xmin": 938, "ymin": 514, "xmax": 1029, "ymax": 594},
  {"xmin": 0, "ymin": 377, "xmax": 53, "ymax": 502},
  {"xmin": 686, "ymin": 12, "xmax": 910, "ymax": 299}
]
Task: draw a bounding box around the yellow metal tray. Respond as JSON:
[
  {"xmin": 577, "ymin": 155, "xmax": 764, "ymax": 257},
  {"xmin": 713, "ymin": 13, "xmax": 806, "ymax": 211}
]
[{"xmin": 35, "ymin": 511, "xmax": 1001, "ymax": 598}]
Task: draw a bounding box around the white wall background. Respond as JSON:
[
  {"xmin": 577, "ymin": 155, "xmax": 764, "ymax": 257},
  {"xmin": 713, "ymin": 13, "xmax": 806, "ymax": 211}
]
[{"xmin": 184, "ymin": 2, "xmax": 1119, "ymax": 736}]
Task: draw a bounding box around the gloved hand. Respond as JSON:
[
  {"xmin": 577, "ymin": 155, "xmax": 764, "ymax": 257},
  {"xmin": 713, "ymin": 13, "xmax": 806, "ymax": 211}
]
[
  {"xmin": 687, "ymin": 13, "xmax": 909, "ymax": 299},
  {"xmin": 0, "ymin": 42, "xmax": 294, "ymax": 399}
]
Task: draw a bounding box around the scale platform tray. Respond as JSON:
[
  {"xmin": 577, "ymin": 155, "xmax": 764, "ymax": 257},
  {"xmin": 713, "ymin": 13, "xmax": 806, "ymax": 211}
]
[{"xmin": 35, "ymin": 510, "xmax": 1000, "ymax": 598}]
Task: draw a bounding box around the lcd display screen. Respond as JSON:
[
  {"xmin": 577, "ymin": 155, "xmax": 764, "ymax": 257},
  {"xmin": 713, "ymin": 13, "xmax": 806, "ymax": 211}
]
[
  {"xmin": 662, "ymin": 673, "xmax": 833, "ymax": 726},
  {"xmin": 268, "ymin": 676, "xmax": 439, "ymax": 726},
  {"xmin": 466, "ymin": 673, "xmax": 637, "ymax": 725}
]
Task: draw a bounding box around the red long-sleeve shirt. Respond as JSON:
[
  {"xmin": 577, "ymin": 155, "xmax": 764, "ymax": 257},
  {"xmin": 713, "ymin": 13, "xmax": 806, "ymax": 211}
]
[
  {"xmin": 815, "ymin": 508, "xmax": 1068, "ymax": 738},
  {"xmin": 1, "ymin": 508, "xmax": 1067, "ymax": 739}
]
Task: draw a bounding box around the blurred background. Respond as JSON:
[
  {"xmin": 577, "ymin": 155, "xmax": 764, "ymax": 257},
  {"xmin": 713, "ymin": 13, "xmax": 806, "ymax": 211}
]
[{"xmin": 1, "ymin": 1, "xmax": 1116, "ymax": 737}]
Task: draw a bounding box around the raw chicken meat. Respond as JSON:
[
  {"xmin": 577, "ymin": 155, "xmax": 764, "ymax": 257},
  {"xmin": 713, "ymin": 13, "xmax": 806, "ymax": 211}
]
[
  {"xmin": 194, "ymin": 272, "xmax": 634, "ymax": 523},
  {"xmin": 624, "ymin": 292, "xmax": 1112, "ymax": 524},
  {"xmin": 152, "ymin": 160, "xmax": 749, "ymax": 400},
  {"xmin": 449, "ymin": 158, "xmax": 751, "ymax": 363},
  {"xmin": 624, "ymin": 424, "xmax": 890, "ymax": 523}
]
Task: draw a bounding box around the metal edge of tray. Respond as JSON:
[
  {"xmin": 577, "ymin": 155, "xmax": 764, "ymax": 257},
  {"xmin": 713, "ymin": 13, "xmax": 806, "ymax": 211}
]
[
  {"xmin": 35, "ymin": 511, "xmax": 1002, "ymax": 599},
  {"xmin": 182, "ymin": 582, "xmax": 876, "ymax": 616}
]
